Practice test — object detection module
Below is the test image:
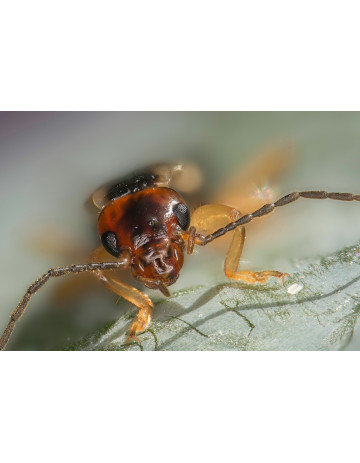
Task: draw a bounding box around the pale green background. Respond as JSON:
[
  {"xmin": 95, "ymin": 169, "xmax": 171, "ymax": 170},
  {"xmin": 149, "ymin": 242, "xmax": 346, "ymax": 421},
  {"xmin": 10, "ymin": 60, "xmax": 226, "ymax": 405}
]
[{"xmin": 1, "ymin": 112, "xmax": 360, "ymax": 349}]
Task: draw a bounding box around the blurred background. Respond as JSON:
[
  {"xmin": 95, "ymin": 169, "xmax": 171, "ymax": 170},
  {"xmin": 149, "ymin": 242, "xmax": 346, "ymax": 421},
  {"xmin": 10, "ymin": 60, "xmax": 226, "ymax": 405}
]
[{"xmin": 1, "ymin": 111, "xmax": 360, "ymax": 350}]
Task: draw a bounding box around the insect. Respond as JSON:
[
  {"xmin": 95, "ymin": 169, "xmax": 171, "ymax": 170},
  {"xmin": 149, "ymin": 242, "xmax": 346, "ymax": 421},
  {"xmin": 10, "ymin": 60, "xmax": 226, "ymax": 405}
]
[{"xmin": 1, "ymin": 154, "xmax": 360, "ymax": 350}]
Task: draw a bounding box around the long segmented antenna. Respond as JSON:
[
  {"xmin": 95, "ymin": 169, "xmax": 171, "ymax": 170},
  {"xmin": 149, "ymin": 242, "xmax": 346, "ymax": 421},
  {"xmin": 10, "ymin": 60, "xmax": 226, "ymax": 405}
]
[
  {"xmin": 0, "ymin": 260, "xmax": 129, "ymax": 351},
  {"xmin": 197, "ymin": 191, "xmax": 360, "ymax": 245},
  {"xmin": 3, "ymin": 190, "xmax": 360, "ymax": 350}
]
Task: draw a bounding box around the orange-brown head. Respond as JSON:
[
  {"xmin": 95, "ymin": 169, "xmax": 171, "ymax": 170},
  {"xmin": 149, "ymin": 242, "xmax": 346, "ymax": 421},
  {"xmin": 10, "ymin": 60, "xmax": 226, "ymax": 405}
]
[{"xmin": 97, "ymin": 187, "xmax": 190, "ymax": 296}]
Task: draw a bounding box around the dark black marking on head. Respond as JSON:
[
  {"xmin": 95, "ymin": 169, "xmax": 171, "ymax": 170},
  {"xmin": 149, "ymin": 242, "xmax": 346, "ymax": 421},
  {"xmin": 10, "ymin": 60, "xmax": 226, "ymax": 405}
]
[
  {"xmin": 106, "ymin": 173, "xmax": 157, "ymax": 201},
  {"xmin": 173, "ymin": 203, "xmax": 190, "ymax": 230},
  {"xmin": 101, "ymin": 231, "xmax": 120, "ymax": 257}
]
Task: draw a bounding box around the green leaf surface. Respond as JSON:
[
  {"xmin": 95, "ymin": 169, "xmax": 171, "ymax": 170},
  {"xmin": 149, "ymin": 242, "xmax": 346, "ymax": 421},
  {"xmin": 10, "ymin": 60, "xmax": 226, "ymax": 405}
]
[{"xmin": 66, "ymin": 242, "xmax": 360, "ymax": 351}]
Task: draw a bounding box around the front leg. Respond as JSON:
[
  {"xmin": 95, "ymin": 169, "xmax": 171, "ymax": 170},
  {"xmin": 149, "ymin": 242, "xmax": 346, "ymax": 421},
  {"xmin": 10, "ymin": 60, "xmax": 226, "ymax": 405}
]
[
  {"xmin": 89, "ymin": 246, "xmax": 153, "ymax": 343},
  {"xmin": 127, "ymin": 306, "xmax": 152, "ymax": 343},
  {"xmin": 224, "ymin": 226, "xmax": 288, "ymax": 285},
  {"xmin": 189, "ymin": 204, "xmax": 288, "ymax": 285}
]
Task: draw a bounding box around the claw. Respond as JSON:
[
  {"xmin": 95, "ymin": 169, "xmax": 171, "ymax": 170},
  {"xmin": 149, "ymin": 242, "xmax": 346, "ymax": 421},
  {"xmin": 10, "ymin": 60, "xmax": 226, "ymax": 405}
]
[
  {"xmin": 126, "ymin": 307, "xmax": 151, "ymax": 345},
  {"xmin": 281, "ymin": 273, "xmax": 290, "ymax": 286},
  {"xmin": 126, "ymin": 334, "xmax": 141, "ymax": 345}
]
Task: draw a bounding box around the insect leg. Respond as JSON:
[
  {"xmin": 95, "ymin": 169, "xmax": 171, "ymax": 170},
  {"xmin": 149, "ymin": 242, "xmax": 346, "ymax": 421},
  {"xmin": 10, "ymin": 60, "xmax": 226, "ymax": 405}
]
[
  {"xmin": 189, "ymin": 204, "xmax": 287, "ymax": 284},
  {"xmin": 187, "ymin": 203, "xmax": 243, "ymax": 254},
  {"xmin": 89, "ymin": 246, "xmax": 153, "ymax": 343},
  {"xmin": 224, "ymin": 226, "xmax": 288, "ymax": 284},
  {"xmin": 0, "ymin": 258, "xmax": 130, "ymax": 351},
  {"xmin": 92, "ymin": 186, "xmax": 110, "ymax": 210}
]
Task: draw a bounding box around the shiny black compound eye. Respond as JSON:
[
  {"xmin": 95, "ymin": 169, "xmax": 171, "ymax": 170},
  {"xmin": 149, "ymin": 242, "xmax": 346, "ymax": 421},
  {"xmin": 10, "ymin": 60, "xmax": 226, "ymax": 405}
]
[
  {"xmin": 101, "ymin": 231, "xmax": 120, "ymax": 257},
  {"xmin": 173, "ymin": 203, "xmax": 190, "ymax": 230}
]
